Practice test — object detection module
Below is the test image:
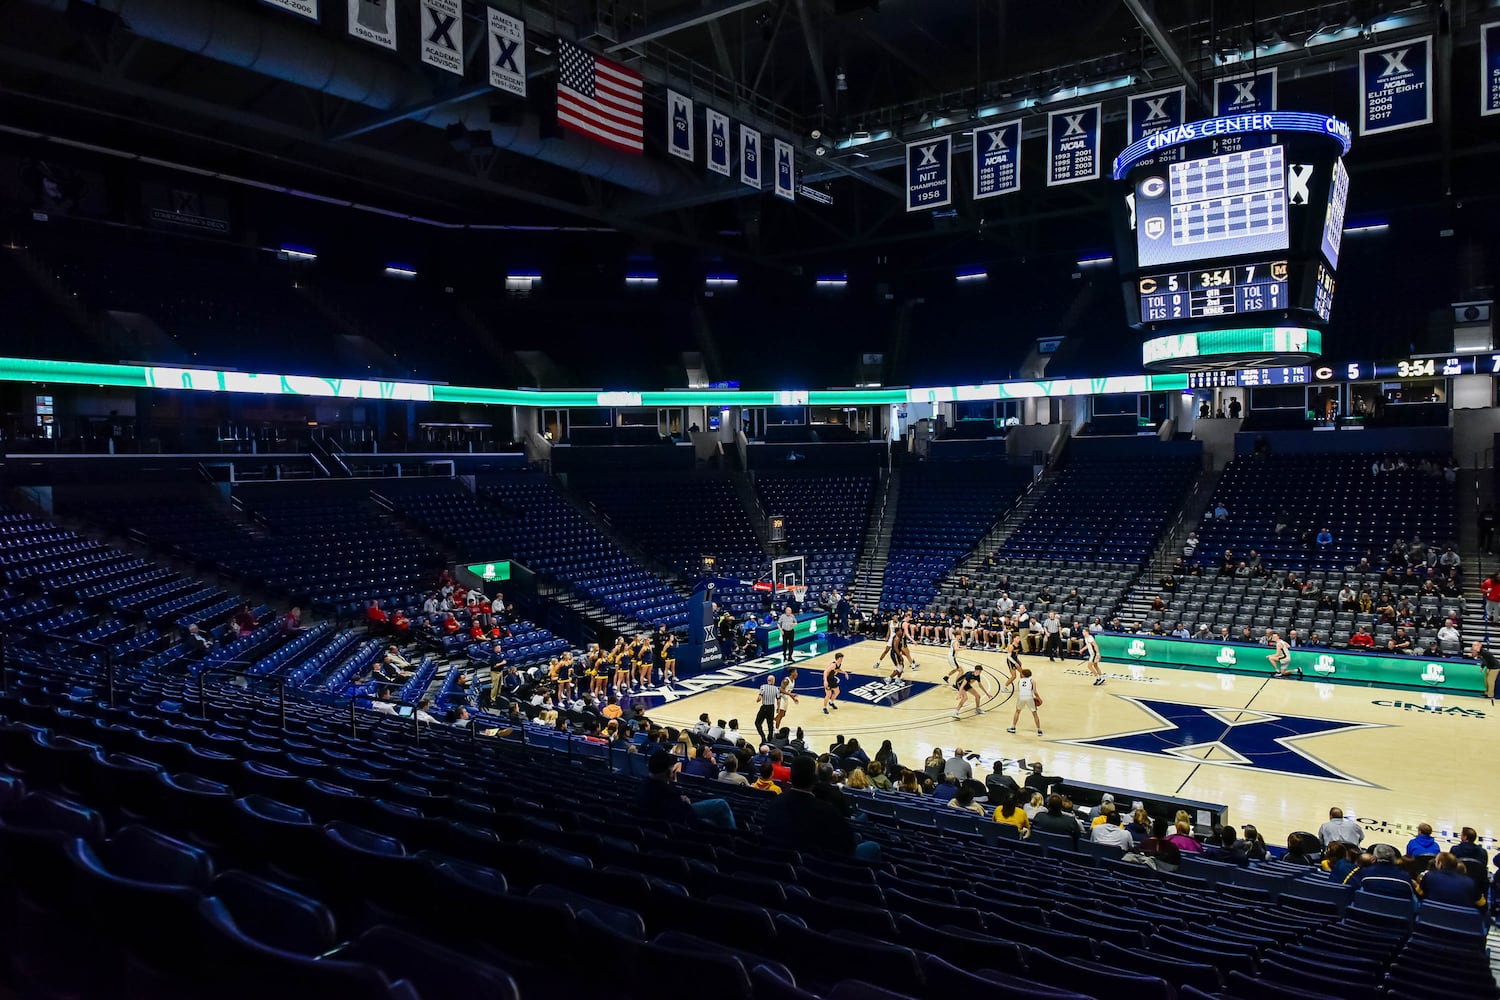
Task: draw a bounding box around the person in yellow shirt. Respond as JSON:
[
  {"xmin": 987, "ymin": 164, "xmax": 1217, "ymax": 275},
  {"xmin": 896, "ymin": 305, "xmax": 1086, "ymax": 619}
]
[
  {"xmin": 992, "ymin": 789, "xmax": 1030, "ymax": 837},
  {"xmin": 1091, "ymin": 803, "xmax": 1116, "ymax": 828},
  {"xmin": 751, "ymin": 761, "xmax": 782, "ymax": 795}
]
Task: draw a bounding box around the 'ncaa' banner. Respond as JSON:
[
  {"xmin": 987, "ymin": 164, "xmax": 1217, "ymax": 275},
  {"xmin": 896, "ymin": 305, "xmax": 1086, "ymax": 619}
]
[
  {"xmin": 905, "ymin": 135, "xmax": 952, "ymax": 212},
  {"xmin": 973, "ymin": 120, "xmax": 1021, "ymax": 199},
  {"xmin": 1215, "ymin": 68, "xmax": 1277, "ymax": 114},
  {"xmin": 773, "ymin": 138, "xmax": 796, "ymax": 201},
  {"xmin": 1484, "ymin": 22, "xmax": 1500, "ymax": 116},
  {"xmin": 668, "ymin": 90, "xmax": 694, "ymax": 162},
  {"xmin": 1128, "ymin": 86, "xmax": 1186, "ymax": 144},
  {"xmin": 740, "ymin": 125, "xmax": 762, "ymax": 188},
  {"xmin": 705, "ymin": 108, "xmax": 731, "ymax": 177},
  {"xmin": 486, "ymin": 9, "xmax": 526, "ymax": 96},
  {"xmin": 420, "ymin": 0, "xmax": 463, "ymax": 76},
  {"xmin": 1360, "ymin": 36, "xmax": 1432, "ymax": 135},
  {"xmin": 348, "ymin": 0, "xmax": 396, "ymax": 51},
  {"xmin": 1046, "ymin": 104, "xmax": 1101, "ymax": 187},
  {"xmin": 261, "ymin": 0, "xmax": 318, "ymax": 20}
]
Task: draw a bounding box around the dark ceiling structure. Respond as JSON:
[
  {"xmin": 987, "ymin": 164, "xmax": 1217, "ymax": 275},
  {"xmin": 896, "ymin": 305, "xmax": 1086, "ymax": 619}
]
[{"xmin": 0, "ymin": 0, "xmax": 1496, "ymax": 276}]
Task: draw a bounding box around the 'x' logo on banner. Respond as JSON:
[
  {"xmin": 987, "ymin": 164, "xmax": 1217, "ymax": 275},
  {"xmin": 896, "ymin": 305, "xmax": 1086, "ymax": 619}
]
[
  {"xmin": 493, "ymin": 35, "xmax": 519, "ymax": 72},
  {"xmin": 1143, "ymin": 96, "xmax": 1170, "ymax": 121},
  {"xmin": 1379, "ymin": 48, "xmax": 1411, "ymax": 77},
  {"xmin": 1063, "ymin": 113, "xmax": 1086, "ymax": 136},
  {"xmin": 426, "ymin": 8, "xmax": 457, "ymax": 49},
  {"xmin": 988, "ymin": 129, "xmax": 1008, "ymax": 151},
  {"xmin": 917, "ymin": 143, "xmax": 939, "ymax": 167},
  {"xmin": 1232, "ymin": 80, "xmax": 1258, "ymax": 104}
]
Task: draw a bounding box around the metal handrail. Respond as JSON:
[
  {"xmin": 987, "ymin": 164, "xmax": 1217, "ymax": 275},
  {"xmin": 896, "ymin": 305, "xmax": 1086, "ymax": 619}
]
[{"xmin": 197, "ymin": 668, "xmax": 286, "ymax": 731}]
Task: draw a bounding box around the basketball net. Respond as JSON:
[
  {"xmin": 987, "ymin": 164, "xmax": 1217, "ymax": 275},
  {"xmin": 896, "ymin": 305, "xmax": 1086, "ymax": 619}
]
[{"xmin": 790, "ymin": 585, "xmax": 808, "ymax": 607}]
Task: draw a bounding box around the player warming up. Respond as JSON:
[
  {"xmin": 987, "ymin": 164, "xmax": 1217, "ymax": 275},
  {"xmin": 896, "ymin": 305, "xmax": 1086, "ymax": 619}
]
[
  {"xmin": 1082, "ymin": 627, "xmax": 1104, "ymax": 685},
  {"xmin": 1268, "ymin": 631, "xmax": 1300, "ymax": 678},
  {"xmin": 1007, "ymin": 668, "xmax": 1042, "ymax": 737},
  {"xmin": 822, "ymin": 653, "xmax": 847, "ymax": 714},
  {"xmin": 940, "ymin": 620, "xmax": 963, "ymax": 684},
  {"xmin": 872, "ymin": 617, "xmax": 900, "ymax": 671},
  {"xmin": 952, "ymin": 663, "xmax": 986, "ymax": 719}
]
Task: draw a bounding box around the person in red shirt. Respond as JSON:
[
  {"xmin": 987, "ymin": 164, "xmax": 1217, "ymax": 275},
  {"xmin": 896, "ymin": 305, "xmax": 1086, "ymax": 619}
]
[
  {"xmin": 390, "ymin": 610, "xmax": 410, "ymax": 633},
  {"xmin": 366, "ymin": 600, "xmax": 389, "ymax": 628},
  {"xmin": 1483, "ymin": 575, "xmax": 1500, "ymax": 623},
  {"xmin": 442, "ymin": 613, "xmax": 460, "ymax": 635},
  {"xmin": 1348, "ymin": 625, "xmax": 1376, "ymax": 648},
  {"xmin": 768, "ymin": 747, "xmax": 792, "ymax": 784},
  {"xmin": 233, "ymin": 602, "xmax": 258, "ymax": 637},
  {"xmin": 469, "ymin": 621, "xmax": 487, "ymax": 642}
]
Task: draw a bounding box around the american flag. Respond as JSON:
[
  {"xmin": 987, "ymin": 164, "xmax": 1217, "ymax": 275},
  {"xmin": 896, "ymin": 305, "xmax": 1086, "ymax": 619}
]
[{"xmin": 556, "ymin": 41, "xmax": 644, "ymax": 154}]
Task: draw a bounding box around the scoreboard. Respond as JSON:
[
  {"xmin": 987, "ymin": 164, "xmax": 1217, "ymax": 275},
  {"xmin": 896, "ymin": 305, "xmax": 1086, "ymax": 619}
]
[
  {"xmin": 1187, "ymin": 366, "xmax": 1310, "ymax": 388},
  {"xmin": 1138, "ymin": 260, "xmax": 1289, "ymax": 322},
  {"xmin": 1113, "ymin": 112, "xmax": 1353, "ymax": 371}
]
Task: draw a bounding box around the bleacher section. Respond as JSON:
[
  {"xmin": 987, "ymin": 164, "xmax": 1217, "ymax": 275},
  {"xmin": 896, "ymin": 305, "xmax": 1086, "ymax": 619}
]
[
  {"xmin": 1127, "ymin": 453, "xmax": 1465, "ymax": 650},
  {"xmin": 754, "ymin": 472, "xmax": 873, "ymax": 601},
  {"xmin": 881, "ymin": 464, "xmax": 1034, "ymax": 611},
  {"xmin": 1000, "ymin": 455, "xmax": 1200, "ymax": 565},
  {"xmin": 573, "ymin": 473, "xmax": 763, "ymax": 615},
  {"xmin": 380, "ymin": 475, "xmax": 687, "ymax": 630},
  {"xmin": 0, "ymin": 640, "xmax": 1488, "ymax": 1000}
]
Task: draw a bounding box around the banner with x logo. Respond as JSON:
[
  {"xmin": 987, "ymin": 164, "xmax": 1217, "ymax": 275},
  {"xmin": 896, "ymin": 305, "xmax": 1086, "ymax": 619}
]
[
  {"xmin": 1046, "ymin": 103, "xmax": 1101, "ymax": 187},
  {"xmin": 1359, "ymin": 36, "xmax": 1433, "ymax": 136}
]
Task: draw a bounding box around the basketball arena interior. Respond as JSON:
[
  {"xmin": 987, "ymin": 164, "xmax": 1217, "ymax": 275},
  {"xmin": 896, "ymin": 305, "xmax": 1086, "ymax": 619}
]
[{"xmin": 2, "ymin": 0, "xmax": 1500, "ymax": 997}]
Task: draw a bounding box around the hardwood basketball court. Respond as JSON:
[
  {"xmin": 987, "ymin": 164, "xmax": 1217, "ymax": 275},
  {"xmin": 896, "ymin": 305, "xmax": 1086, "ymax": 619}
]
[{"xmin": 644, "ymin": 640, "xmax": 1498, "ymax": 851}]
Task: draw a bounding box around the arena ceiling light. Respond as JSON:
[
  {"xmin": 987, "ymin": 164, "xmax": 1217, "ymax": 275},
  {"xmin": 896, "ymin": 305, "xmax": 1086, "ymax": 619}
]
[
  {"xmin": 955, "ymin": 268, "xmax": 988, "ymax": 284},
  {"xmin": 278, "ymin": 247, "xmax": 317, "ymax": 262},
  {"xmin": 625, "ymin": 273, "xmax": 659, "ymax": 286},
  {"xmin": 383, "ymin": 264, "xmax": 417, "ymax": 278}
]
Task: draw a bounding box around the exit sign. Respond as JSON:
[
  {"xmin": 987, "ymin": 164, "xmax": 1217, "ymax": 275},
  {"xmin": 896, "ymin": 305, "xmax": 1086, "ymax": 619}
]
[{"xmin": 465, "ymin": 561, "xmax": 511, "ymax": 582}]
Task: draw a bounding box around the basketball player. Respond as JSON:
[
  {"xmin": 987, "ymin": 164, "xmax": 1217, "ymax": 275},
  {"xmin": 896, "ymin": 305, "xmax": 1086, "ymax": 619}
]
[
  {"xmin": 952, "ymin": 663, "xmax": 985, "ymax": 719},
  {"xmin": 1082, "ymin": 626, "xmax": 1104, "ymax": 685},
  {"xmin": 775, "ymin": 667, "xmax": 800, "ymax": 728},
  {"xmin": 1268, "ymin": 631, "xmax": 1300, "ymax": 678},
  {"xmin": 900, "ymin": 611, "xmax": 920, "ymax": 671},
  {"xmin": 1007, "ymin": 668, "xmax": 1042, "ymax": 737},
  {"xmin": 872, "ymin": 615, "xmax": 900, "ymax": 670},
  {"xmin": 1003, "ymin": 631, "xmax": 1024, "ymax": 692},
  {"xmin": 887, "ymin": 629, "xmax": 909, "ymax": 683},
  {"xmin": 942, "ymin": 619, "xmax": 963, "ymax": 682},
  {"xmin": 822, "ymin": 653, "xmax": 847, "ymax": 714}
]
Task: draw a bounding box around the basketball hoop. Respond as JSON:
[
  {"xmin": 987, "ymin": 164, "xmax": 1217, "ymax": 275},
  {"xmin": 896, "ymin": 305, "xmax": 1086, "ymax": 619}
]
[{"xmin": 790, "ymin": 585, "xmax": 808, "ymax": 607}]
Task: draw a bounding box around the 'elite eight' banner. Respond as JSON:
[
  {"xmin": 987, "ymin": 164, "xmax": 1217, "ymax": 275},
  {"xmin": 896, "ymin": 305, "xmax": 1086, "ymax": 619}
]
[{"xmin": 1360, "ymin": 36, "xmax": 1433, "ymax": 135}]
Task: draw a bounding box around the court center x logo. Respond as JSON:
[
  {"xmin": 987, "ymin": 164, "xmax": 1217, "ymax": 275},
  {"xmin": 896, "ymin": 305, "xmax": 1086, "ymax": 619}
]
[{"xmin": 1058, "ymin": 696, "xmax": 1387, "ymax": 785}]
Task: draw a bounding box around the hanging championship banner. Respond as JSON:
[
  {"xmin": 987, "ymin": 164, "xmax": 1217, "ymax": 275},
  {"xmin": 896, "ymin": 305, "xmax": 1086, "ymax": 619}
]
[
  {"xmin": 668, "ymin": 90, "xmax": 694, "ymax": 162},
  {"xmin": 485, "ymin": 9, "xmax": 525, "ymax": 96},
  {"xmin": 905, "ymin": 135, "xmax": 952, "ymax": 212},
  {"xmin": 740, "ymin": 125, "xmax": 762, "ymax": 188},
  {"xmin": 1215, "ymin": 68, "xmax": 1277, "ymax": 115},
  {"xmin": 973, "ymin": 120, "xmax": 1021, "ymax": 199},
  {"xmin": 1046, "ymin": 104, "xmax": 1101, "ymax": 187},
  {"xmin": 706, "ymin": 108, "xmax": 731, "ymax": 177},
  {"xmin": 262, "ymin": 0, "xmax": 318, "ymax": 20},
  {"xmin": 348, "ymin": 0, "xmax": 396, "ymax": 51},
  {"xmin": 1360, "ymin": 36, "xmax": 1433, "ymax": 135},
  {"xmin": 1484, "ymin": 22, "xmax": 1500, "ymax": 116},
  {"xmin": 1128, "ymin": 86, "xmax": 1186, "ymax": 144},
  {"xmin": 773, "ymin": 138, "xmax": 796, "ymax": 201},
  {"xmin": 420, "ymin": 0, "xmax": 463, "ymax": 76}
]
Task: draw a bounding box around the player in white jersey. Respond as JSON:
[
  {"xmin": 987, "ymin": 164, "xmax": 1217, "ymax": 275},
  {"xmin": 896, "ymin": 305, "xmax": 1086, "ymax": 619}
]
[
  {"xmin": 1268, "ymin": 632, "xmax": 1300, "ymax": 678},
  {"xmin": 900, "ymin": 611, "xmax": 920, "ymax": 671},
  {"xmin": 941, "ymin": 623, "xmax": 964, "ymax": 684},
  {"xmin": 774, "ymin": 667, "xmax": 800, "ymax": 729},
  {"xmin": 1082, "ymin": 627, "xmax": 1104, "ymax": 685},
  {"xmin": 1007, "ymin": 668, "xmax": 1042, "ymax": 737}
]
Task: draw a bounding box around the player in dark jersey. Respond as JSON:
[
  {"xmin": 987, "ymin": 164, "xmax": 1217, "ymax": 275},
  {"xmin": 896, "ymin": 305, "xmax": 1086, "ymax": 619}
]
[{"xmin": 952, "ymin": 663, "xmax": 985, "ymax": 719}]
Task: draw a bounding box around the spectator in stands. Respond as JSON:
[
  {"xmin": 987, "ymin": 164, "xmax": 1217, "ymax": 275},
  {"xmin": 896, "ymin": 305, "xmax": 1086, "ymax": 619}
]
[
  {"xmin": 1452, "ymin": 826, "xmax": 1489, "ymax": 889},
  {"xmin": 1165, "ymin": 818, "xmax": 1203, "ymax": 854},
  {"xmin": 1419, "ymin": 852, "xmax": 1483, "ymax": 909},
  {"xmin": 867, "ymin": 761, "xmax": 892, "ymax": 791},
  {"xmin": 930, "ymin": 774, "xmax": 958, "ymax": 805},
  {"xmin": 986, "ymin": 760, "xmax": 1020, "ymax": 801},
  {"xmin": 1088, "ymin": 794, "xmax": 1116, "ymax": 821},
  {"xmin": 1305, "ymin": 632, "xmax": 1326, "ymax": 649},
  {"xmin": 763, "ymin": 756, "xmax": 878, "ymax": 861},
  {"xmin": 875, "ymin": 739, "xmax": 899, "ymax": 774},
  {"xmin": 1219, "ymin": 551, "xmax": 1235, "ymax": 577},
  {"xmin": 1183, "ymin": 531, "xmax": 1199, "ymax": 558},
  {"xmin": 1030, "ymin": 794, "xmax": 1080, "ymax": 844},
  {"xmin": 1212, "ymin": 502, "xmax": 1229, "ymax": 521},
  {"xmin": 1092, "ymin": 810, "xmax": 1134, "ymax": 851},
  {"xmin": 1321, "ymin": 841, "xmax": 1356, "ymax": 882},
  {"xmin": 1406, "ymin": 823, "xmax": 1441, "ymax": 857},
  {"xmin": 1125, "ymin": 807, "xmax": 1150, "ymax": 842},
  {"xmin": 897, "ymin": 769, "xmax": 924, "ymax": 796},
  {"xmin": 1315, "ymin": 527, "xmax": 1333, "ymax": 548},
  {"xmin": 280, "ymin": 607, "xmax": 304, "ymax": 636},
  {"xmin": 1338, "ymin": 584, "xmax": 1357, "ymax": 610},
  {"xmin": 413, "ymin": 697, "xmax": 438, "ymax": 725},
  {"xmin": 1387, "ymin": 628, "xmax": 1413, "ymax": 654},
  {"xmin": 421, "ymin": 594, "xmax": 440, "ymax": 615},
  {"xmin": 1318, "ymin": 807, "xmax": 1364, "ymax": 846},
  {"xmin": 232, "ymin": 602, "xmax": 257, "ymax": 636},
  {"xmin": 714, "ymin": 754, "xmax": 746, "ymax": 786},
  {"xmin": 186, "ymin": 623, "xmax": 214, "ymax": 655},
  {"xmin": 1024, "ymin": 761, "xmax": 1055, "ymax": 796},
  {"xmin": 768, "ymin": 748, "xmax": 791, "ymax": 783},
  {"xmin": 723, "ymin": 718, "xmax": 742, "ymax": 743},
  {"xmin": 1226, "ymin": 397, "xmax": 1241, "ymax": 419},
  {"xmin": 1348, "ymin": 626, "xmax": 1375, "ymax": 649},
  {"xmin": 365, "ymin": 600, "xmax": 389, "ymax": 629},
  {"xmin": 948, "ymin": 787, "xmax": 984, "ymax": 815},
  {"xmin": 992, "ymin": 789, "xmax": 1030, "ymax": 835},
  {"xmin": 1347, "ymin": 844, "xmax": 1414, "ymax": 894},
  {"xmin": 943, "ymin": 748, "xmax": 974, "ymax": 785},
  {"xmin": 750, "ymin": 762, "xmax": 781, "ymax": 795},
  {"xmin": 1022, "ymin": 791, "xmax": 1046, "ymax": 820},
  {"xmin": 1139, "ymin": 818, "xmax": 1182, "ymax": 870},
  {"xmin": 640, "ymin": 751, "xmax": 735, "ymax": 829}
]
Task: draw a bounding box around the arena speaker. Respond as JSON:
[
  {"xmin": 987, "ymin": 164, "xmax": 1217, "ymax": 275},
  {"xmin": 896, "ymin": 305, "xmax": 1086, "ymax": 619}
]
[{"xmin": 768, "ymin": 515, "xmax": 787, "ymax": 544}]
